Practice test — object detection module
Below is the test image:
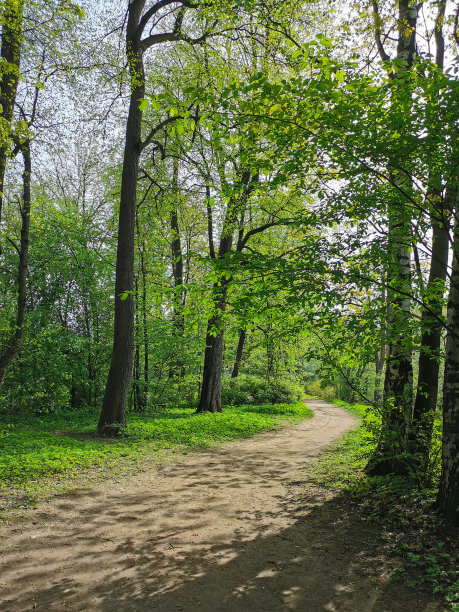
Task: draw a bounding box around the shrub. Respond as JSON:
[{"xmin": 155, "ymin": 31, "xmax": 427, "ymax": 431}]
[
  {"xmin": 222, "ymin": 374, "xmax": 303, "ymax": 405},
  {"xmin": 303, "ymin": 378, "xmax": 335, "ymax": 400}
]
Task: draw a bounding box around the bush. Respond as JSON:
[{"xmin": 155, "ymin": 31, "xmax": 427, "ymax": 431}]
[
  {"xmin": 303, "ymin": 378, "xmax": 335, "ymax": 400},
  {"xmin": 222, "ymin": 374, "xmax": 303, "ymax": 406}
]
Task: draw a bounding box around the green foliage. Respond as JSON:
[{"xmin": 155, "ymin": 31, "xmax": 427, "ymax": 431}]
[
  {"xmin": 221, "ymin": 374, "xmax": 304, "ymax": 406},
  {"xmin": 312, "ymin": 400, "xmax": 457, "ymax": 609},
  {"xmin": 0, "ymin": 402, "xmax": 311, "ymax": 486},
  {"xmin": 303, "ymin": 379, "xmax": 335, "ymax": 401}
]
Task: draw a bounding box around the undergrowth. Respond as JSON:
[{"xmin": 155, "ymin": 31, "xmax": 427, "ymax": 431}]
[
  {"xmin": 313, "ymin": 399, "xmax": 458, "ymax": 611},
  {"xmin": 0, "ymin": 402, "xmax": 312, "ymax": 490}
]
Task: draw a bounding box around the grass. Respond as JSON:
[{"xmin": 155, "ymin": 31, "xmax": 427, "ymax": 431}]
[
  {"xmin": 0, "ymin": 402, "xmax": 312, "ymax": 488},
  {"xmin": 312, "ymin": 398, "xmax": 458, "ymax": 611}
]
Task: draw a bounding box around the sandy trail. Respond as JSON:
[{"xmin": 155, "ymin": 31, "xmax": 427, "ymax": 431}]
[{"xmin": 0, "ymin": 399, "xmax": 442, "ymax": 611}]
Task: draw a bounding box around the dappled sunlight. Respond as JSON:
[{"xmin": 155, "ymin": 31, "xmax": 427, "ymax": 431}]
[{"xmin": 0, "ymin": 401, "xmax": 443, "ymax": 611}]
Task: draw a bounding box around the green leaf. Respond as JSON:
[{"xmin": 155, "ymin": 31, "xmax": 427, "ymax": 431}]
[{"xmin": 138, "ymin": 99, "xmax": 149, "ymax": 111}]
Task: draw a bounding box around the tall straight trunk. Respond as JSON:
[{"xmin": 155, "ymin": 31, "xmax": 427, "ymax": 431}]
[
  {"xmin": 231, "ymin": 328, "xmax": 246, "ymax": 378},
  {"xmin": 98, "ymin": 0, "xmax": 199, "ymax": 432},
  {"xmin": 133, "ymin": 275, "xmax": 141, "ymax": 411},
  {"xmin": 410, "ymin": 184, "xmax": 454, "ymax": 466},
  {"xmin": 437, "ymin": 210, "xmax": 459, "ymax": 526},
  {"xmin": 409, "ymin": 0, "xmax": 450, "ymax": 469},
  {"xmin": 367, "ymin": 189, "xmax": 414, "ymax": 476},
  {"xmin": 141, "ymin": 246, "xmax": 149, "ymax": 406},
  {"xmin": 366, "ymin": 0, "xmax": 418, "ymax": 476},
  {"xmin": 0, "ymin": 140, "xmax": 31, "ymax": 386},
  {"xmin": 197, "ymin": 169, "xmax": 252, "ymax": 412},
  {"xmin": 373, "ymin": 345, "xmax": 385, "ymax": 408},
  {"xmin": 98, "ymin": 1, "xmax": 146, "ymax": 435},
  {"xmin": 170, "ymin": 157, "xmax": 185, "ymax": 377},
  {"xmin": 0, "ymin": 0, "xmax": 23, "ymax": 227}
]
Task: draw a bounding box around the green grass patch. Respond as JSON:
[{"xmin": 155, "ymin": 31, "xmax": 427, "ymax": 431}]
[
  {"xmin": 0, "ymin": 402, "xmax": 312, "ymax": 487},
  {"xmin": 313, "ymin": 399, "xmax": 458, "ymax": 610}
]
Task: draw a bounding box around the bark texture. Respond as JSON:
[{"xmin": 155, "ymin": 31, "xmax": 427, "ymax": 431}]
[
  {"xmin": 0, "ymin": 0, "xmax": 23, "ymax": 226},
  {"xmin": 366, "ymin": 0, "xmax": 418, "ymax": 476},
  {"xmin": 0, "ymin": 140, "xmax": 31, "ymax": 386},
  {"xmin": 98, "ymin": 0, "xmax": 146, "ymax": 435},
  {"xmin": 437, "ymin": 211, "xmax": 459, "ymax": 526},
  {"xmin": 196, "ymin": 284, "xmax": 228, "ymax": 413},
  {"xmin": 197, "ymin": 170, "xmax": 252, "ymax": 413},
  {"xmin": 409, "ymin": 0, "xmax": 450, "ymax": 469},
  {"xmin": 410, "ymin": 182, "xmax": 454, "ymax": 466},
  {"xmin": 231, "ymin": 328, "xmax": 246, "ymax": 378}
]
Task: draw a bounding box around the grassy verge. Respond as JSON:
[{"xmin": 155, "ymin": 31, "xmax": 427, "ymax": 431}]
[
  {"xmin": 0, "ymin": 402, "xmax": 312, "ymax": 507},
  {"xmin": 312, "ymin": 399, "xmax": 458, "ymax": 611}
]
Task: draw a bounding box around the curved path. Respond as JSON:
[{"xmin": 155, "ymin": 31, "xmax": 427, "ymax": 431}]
[{"xmin": 0, "ymin": 400, "xmax": 441, "ymax": 611}]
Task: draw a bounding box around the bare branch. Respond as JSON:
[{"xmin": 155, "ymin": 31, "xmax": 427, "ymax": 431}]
[{"xmin": 137, "ymin": 0, "xmax": 189, "ymax": 38}]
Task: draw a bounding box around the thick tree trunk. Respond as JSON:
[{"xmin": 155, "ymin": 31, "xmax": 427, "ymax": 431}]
[
  {"xmin": 98, "ymin": 2, "xmax": 146, "ymax": 435},
  {"xmin": 0, "ymin": 0, "xmax": 23, "ymax": 227},
  {"xmin": 231, "ymin": 328, "xmax": 246, "ymax": 378},
  {"xmin": 366, "ymin": 193, "xmax": 414, "ymax": 476},
  {"xmin": 0, "ymin": 140, "xmax": 31, "ymax": 386},
  {"xmin": 437, "ymin": 211, "xmax": 459, "ymax": 527},
  {"xmin": 196, "ymin": 283, "xmax": 227, "ymax": 413},
  {"xmin": 409, "ymin": 0, "xmax": 450, "ymax": 470},
  {"xmin": 410, "ymin": 184, "xmax": 454, "ymax": 467},
  {"xmin": 366, "ymin": 0, "xmax": 418, "ymax": 476}
]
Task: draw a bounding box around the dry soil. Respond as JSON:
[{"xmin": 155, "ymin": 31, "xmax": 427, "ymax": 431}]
[{"xmin": 0, "ymin": 399, "xmax": 445, "ymax": 611}]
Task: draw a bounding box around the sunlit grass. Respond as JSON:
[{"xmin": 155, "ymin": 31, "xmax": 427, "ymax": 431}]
[{"xmin": 0, "ymin": 402, "xmax": 313, "ymax": 485}]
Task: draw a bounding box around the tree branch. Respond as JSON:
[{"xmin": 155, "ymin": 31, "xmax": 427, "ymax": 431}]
[
  {"xmin": 239, "ymin": 220, "xmax": 281, "ymax": 251},
  {"xmin": 137, "ymin": 0, "xmax": 189, "ymax": 38},
  {"xmin": 140, "ymin": 115, "xmax": 180, "ymax": 151},
  {"xmin": 371, "ymin": 0, "xmax": 391, "ymax": 62}
]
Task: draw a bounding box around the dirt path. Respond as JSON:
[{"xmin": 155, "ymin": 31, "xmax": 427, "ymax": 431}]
[{"xmin": 0, "ymin": 400, "xmax": 444, "ymax": 611}]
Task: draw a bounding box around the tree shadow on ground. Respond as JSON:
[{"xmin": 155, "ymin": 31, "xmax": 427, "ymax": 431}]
[{"xmin": 1, "ymin": 485, "xmax": 442, "ymax": 612}]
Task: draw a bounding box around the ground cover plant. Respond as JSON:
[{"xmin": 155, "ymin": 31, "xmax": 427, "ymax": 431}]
[
  {"xmin": 310, "ymin": 400, "xmax": 458, "ymax": 611},
  {"xmin": 0, "ymin": 402, "xmax": 313, "ymax": 488}
]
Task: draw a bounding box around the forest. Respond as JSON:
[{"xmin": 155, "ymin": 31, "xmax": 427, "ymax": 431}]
[{"xmin": 0, "ymin": 0, "xmax": 458, "ymax": 609}]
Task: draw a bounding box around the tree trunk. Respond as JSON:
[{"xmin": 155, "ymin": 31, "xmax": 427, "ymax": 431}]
[
  {"xmin": 0, "ymin": 0, "xmax": 23, "ymax": 227},
  {"xmin": 141, "ymin": 246, "xmax": 149, "ymax": 407},
  {"xmin": 98, "ymin": 1, "xmax": 146, "ymax": 435},
  {"xmin": 197, "ymin": 169, "xmax": 252, "ymax": 412},
  {"xmin": 373, "ymin": 345, "xmax": 385, "ymax": 408},
  {"xmin": 170, "ymin": 157, "xmax": 185, "ymax": 377},
  {"xmin": 0, "ymin": 140, "xmax": 31, "ymax": 386},
  {"xmin": 366, "ymin": 0, "xmax": 418, "ymax": 476},
  {"xmin": 410, "ymin": 183, "xmax": 454, "ymax": 467},
  {"xmin": 366, "ymin": 203, "xmax": 414, "ymax": 476},
  {"xmin": 196, "ymin": 283, "xmax": 228, "ymax": 413},
  {"xmin": 231, "ymin": 328, "xmax": 246, "ymax": 378},
  {"xmin": 437, "ymin": 210, "xmax": 459, "ymax": 526},
  {"xmin": 408, "ymin": 0, "xmax": 450, "ymax": 470}
]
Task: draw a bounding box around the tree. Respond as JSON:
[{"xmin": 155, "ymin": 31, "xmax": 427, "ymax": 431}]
[
  {"xmin": 0, "ymin": 138, "xmax": 30, "ymax": 386},
  {"xmin": 0, "ymin": 0, "xmax": 23, "ymax": 228},
  {"xmin": 364, "ymin": 0, "xmax": 418, "ymax": 476},
  {"xmin": 0, "ymin": 0, "xmax": 83, "ymax": 389},
  {"xmin": 98, "ymin": 0, "xmax": 208, "ymax": 434},
  {"xmin": 437, "ymin": 197, "xmax": 459, "ymax": 527}
]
